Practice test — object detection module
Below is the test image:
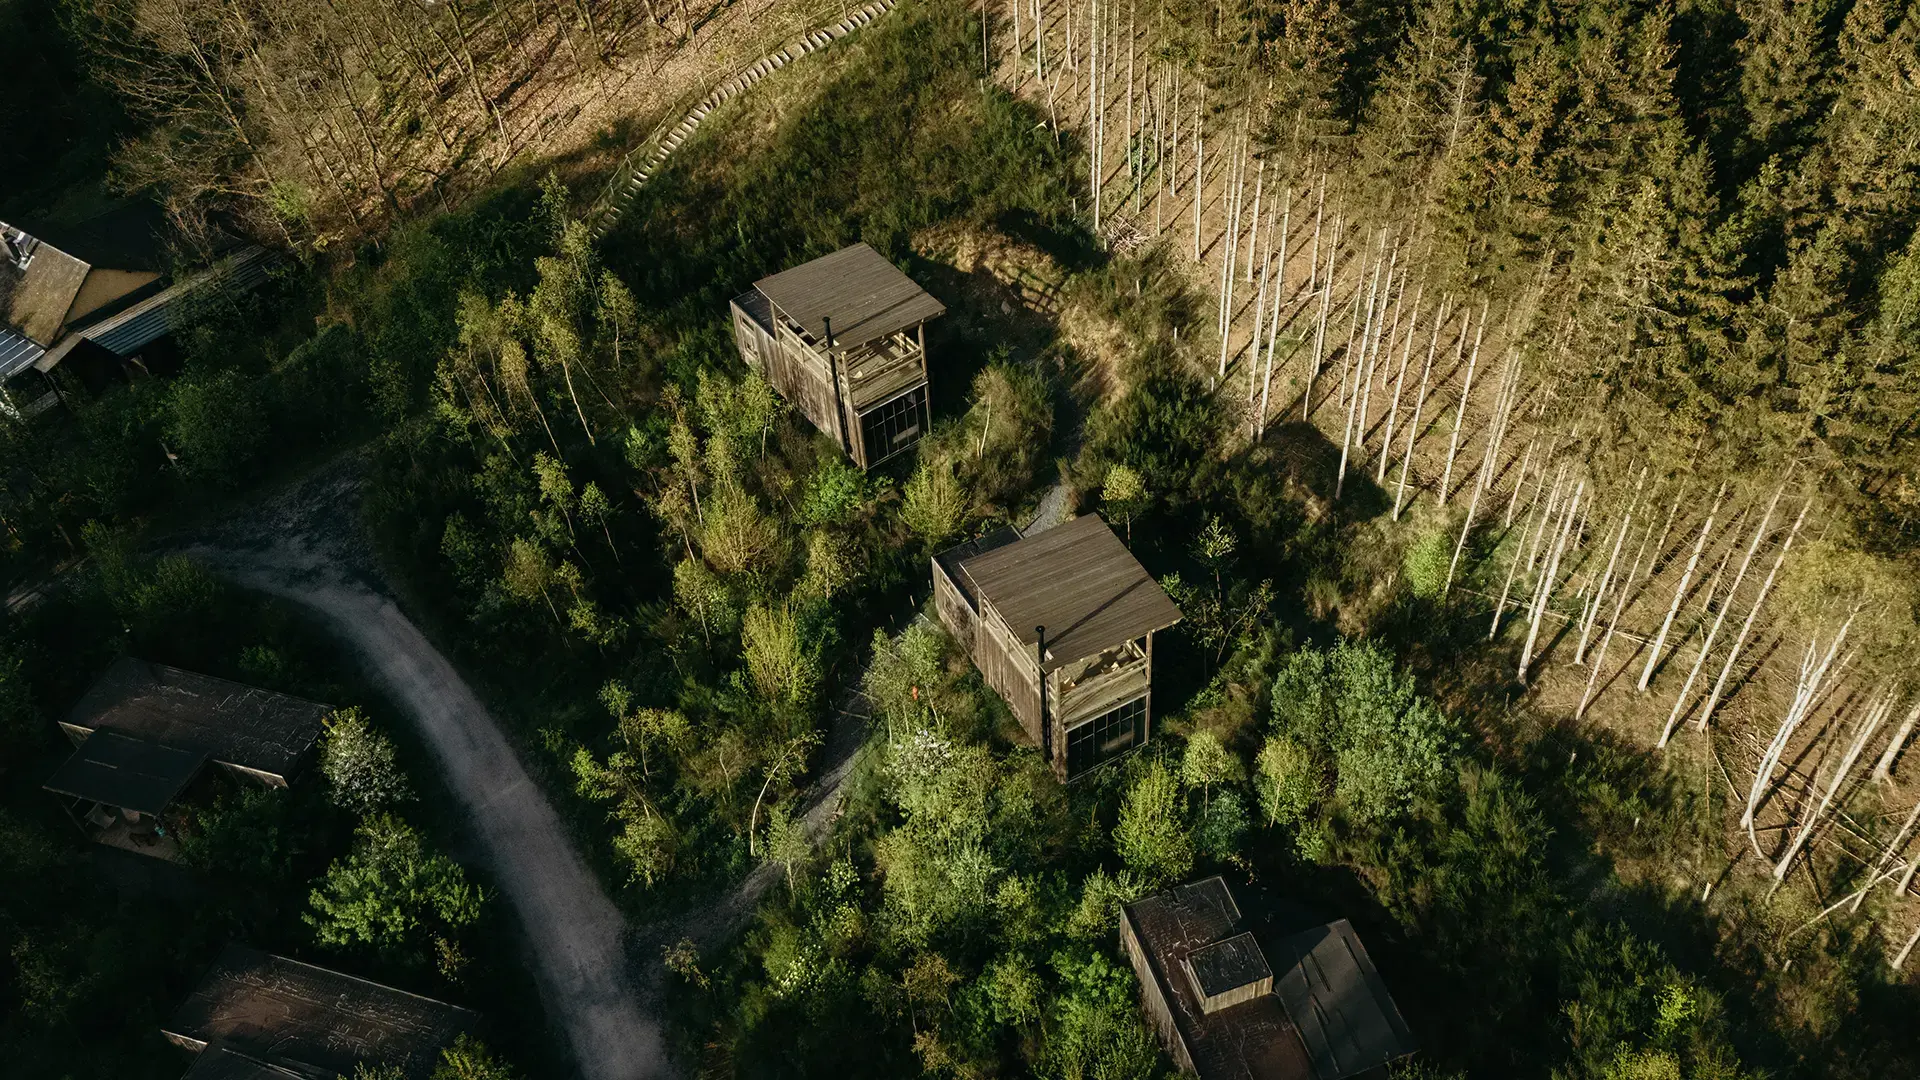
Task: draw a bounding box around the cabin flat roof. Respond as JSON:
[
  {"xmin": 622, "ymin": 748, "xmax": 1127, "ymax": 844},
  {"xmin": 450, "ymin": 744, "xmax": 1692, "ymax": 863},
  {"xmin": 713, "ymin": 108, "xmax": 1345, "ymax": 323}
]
[
  {"xmin": 1270, "ymin": 920, "xmax": 1417, "ymax": 1080},
  {"xmin": 1124, "ymin": 877, "xmax": 1314, "ymax": 1080},
  {"xmin": 42, "ymin": 729, "xmax": 206, "ymax": 815},
  {"xmin": 753, "ymin": 242, "xmax": 945, "ymax": 350},
  {"xmin": 165, "ymin": 945, "xmax": 476, "ymax": 1080},
  {"xmin": 956, "ymin": 514, "xmax": 1181, "ymax": 670},
  {"xmin": 67, "ymin": 657, "xmax": 330, "ymax": 780}
]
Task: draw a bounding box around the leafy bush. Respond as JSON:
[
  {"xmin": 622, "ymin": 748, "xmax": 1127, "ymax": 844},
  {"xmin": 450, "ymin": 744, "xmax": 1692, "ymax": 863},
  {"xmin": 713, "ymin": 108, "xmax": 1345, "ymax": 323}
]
[
  {"xmin": 1270, "ymin": 641, "xmax": 1462, "ymax": 823},
  {"xmin": 319, "ymin": 708, "xmax": 414, "ymax": 815}
]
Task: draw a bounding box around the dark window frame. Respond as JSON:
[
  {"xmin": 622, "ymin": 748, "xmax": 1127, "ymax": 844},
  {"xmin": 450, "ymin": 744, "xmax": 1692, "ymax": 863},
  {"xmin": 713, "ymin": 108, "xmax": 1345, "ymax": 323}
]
[
  {"xmin": 859, "ymin": 384, "xmax": 928, "ymax": 465},
  {"xmin": 1065, "ymin": 696, "xmax": 1147, "ymax": 777}
]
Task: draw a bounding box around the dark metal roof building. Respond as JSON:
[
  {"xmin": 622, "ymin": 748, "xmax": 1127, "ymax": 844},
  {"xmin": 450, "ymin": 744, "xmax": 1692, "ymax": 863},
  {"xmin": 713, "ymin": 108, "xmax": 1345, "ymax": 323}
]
[
  {"xmin": 63, "ymin": 657, "xmax": 331, "ymax": 785},
  {"xmin": 1120, "ymin": 876, "xmax": 1416, "ymax": 1080},
  {"xmin": 164, "ymin": 945, "xmax": 477, "ymax": 1080},
  {"xmin": 41, "ymin": 729, "xmax": 206, "ymax": 817}
]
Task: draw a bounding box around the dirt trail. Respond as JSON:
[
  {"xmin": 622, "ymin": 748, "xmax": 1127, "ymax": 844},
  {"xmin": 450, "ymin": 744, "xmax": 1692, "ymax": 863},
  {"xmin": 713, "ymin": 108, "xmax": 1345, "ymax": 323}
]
[{"xmin": 182, "ymin": 463, "xmax": 666, "ymax": 1080}]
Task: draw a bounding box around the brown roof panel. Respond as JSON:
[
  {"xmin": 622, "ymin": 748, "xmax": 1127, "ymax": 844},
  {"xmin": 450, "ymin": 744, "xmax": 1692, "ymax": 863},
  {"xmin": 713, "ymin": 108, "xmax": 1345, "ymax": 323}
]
[
  {"xmin": 957, "ymin": 514, "xmax": 1181, "ymax": 669},
  {"xmin": 754, "ymin": 243, "xmax": 945, "ymax": 350},
  {"xmin": 164, "ymin": 945, "xmax": 476, "ymax": 1080},
  {"xmin": 67, "ymin": 657, "xmax": 331, "ymax": 780}
]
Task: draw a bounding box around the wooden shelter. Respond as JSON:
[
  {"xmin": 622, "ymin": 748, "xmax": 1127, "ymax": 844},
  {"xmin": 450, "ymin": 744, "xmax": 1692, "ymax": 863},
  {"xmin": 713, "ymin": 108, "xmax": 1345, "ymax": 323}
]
[
  {"xmin": 41, "ymin": 729, "xmax": 206, "ymax": 859},
  {"xmin": 62, "ymin": 657, "xmax": 331, "ymax": 787},
  {"xmin": 932, "ymin": 514, "xmax": 1181, "ymax": 779},
  {"xmin": 729, "ymin": 242, "xmax": 944, "ymax": 469},
  {"xmin": 1121, "ymin": 877, "xmax": 1417, "ymax": 1080},
  {"xmin": 164, "ymin": 945, "xmax": 477, "ymax": 1080}
]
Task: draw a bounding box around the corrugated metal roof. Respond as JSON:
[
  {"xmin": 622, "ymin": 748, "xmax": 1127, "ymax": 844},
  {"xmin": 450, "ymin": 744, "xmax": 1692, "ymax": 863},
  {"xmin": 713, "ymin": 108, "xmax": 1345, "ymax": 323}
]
[
  {"xmin": 68, "ymin": 657, "xmax": 331, "ymax": 781},
  {"xmin": 0, "ymin": 325, "xmax": 44, "ymax": 379},
  {"xmin": 74, "ymin": 246, "xmax": 276, "ymax": 359},
  {"xmin": 42, "ymin": 730, "xmax": 207, "ymax": 816},
  {"xmin": 165, "ymin": 945, "xmax": 477, "ymax": 1080},
  {"xmin": 956, "ymin": 514, "xmax": 1181, "ymax": 669},
  {"xmin": 754, "ymin": 242, "xmax": 945, "ymax": 350},
  {"xmin": 1271, "ymin": 919, "xmax": 1418, "ymax": 1080}
]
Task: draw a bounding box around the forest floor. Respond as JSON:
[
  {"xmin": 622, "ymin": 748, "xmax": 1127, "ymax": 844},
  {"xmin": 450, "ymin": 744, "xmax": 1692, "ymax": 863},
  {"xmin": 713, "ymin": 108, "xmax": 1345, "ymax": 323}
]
[{"xmin": 176, "ymin": 458, "xmax": 668, "ymax": 1080}]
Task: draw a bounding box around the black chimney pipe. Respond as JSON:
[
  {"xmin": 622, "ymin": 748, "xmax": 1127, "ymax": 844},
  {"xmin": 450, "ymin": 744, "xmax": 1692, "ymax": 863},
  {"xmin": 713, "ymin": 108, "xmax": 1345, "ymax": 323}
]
[
  {"xmin": 1036, "ymin": 625, "xmax": 1050, "ymax": 765},
  {"xmin": 823, "ymin": 315, "xmax": 853, "ymax": 457}
]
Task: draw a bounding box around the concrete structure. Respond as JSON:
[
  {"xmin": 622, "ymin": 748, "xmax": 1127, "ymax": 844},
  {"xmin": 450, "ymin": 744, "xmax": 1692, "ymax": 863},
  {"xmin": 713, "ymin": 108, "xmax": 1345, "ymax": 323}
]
[
  {"xmin": 932, "ymin": 514, "xmax": 1181, "ymax": 778},
  {"xmin": 729, "ymin": 242, "xmax": 944, "ymax": 469}
]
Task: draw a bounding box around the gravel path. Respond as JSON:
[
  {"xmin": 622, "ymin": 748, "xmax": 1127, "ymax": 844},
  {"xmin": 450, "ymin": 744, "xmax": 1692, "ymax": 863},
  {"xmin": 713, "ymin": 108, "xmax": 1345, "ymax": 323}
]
[{"xmin": 181, "ymin": 463, "xmax": 666, "ymax": 1080}]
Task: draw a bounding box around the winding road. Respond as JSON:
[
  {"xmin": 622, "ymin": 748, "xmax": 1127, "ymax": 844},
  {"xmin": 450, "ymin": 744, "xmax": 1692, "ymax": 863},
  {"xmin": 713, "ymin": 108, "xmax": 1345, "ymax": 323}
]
[{"xmin": 183, "ymin": 463, "xmax": 667, "ymax": 1080}]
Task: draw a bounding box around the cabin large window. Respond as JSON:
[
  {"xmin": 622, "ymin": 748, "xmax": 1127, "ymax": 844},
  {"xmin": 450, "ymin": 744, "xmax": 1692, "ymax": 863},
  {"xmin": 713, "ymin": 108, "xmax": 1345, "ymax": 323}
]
[
  {"xmin": 860, "ymin": 386, "xmax": 927, "ymax": 463},
  {"xmin": 1066, "ymin": 696, "xmax": 1146, "ymax": 777}
]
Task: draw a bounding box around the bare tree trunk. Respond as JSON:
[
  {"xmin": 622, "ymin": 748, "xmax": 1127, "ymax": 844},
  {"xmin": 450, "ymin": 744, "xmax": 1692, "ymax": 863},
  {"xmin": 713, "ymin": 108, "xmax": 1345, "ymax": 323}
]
[
  {"xmin": 1306, "ymin": 173, "xmax": 1325, "ymax": 296},
  {"xmin": 1575, "ymin": 467, "xmax": 1646, "ymax": 664},
  {"xmin": 1577, "ymin": 516, "xmax": 1657, "ymax": 720},
  {"xmin": 1745, "ymin": 617, "xmax": 1856, "ymax": 837},
  {"xmin": 1392, "ymin": 298, "xmax": 1447, "ymax": 520},
  {"xmin": 1242, "ymin": 156, "xmax": 1264, "ymax": 284},
  {"xmin": 1257, "ymin": 186, "xmax": 1291, "ymax": 435},
  {"xmin": 1520, "ymin": 479, "xmax": 1583, "ymax": 682},
  {"xmin": 1438, "ymin": 302, "xmax": 1486, "ymax": 506},
  {"xmin": 1774, "ymin": 688, "xmax": 1893, "ymax": 881},
  {"xmin": 1246, "ymin": 205, "xmax": 1274, "ymax": 420},
  {"xmin": 1378, "ymin": 285, "xmax": 1424, "ymax": 483},
  {"xmin": 1638, "ymin": 481, "xmax": 1730, "ymax": 692},
  {"xmin": 1215, "ymin": 132, "xmax": 1248, "ymax": 376},
  {"xmin": 1503, "ymin": 440, "xmax": 1538, "ymax": 530},
  {"xmin": 1659, "ymin": 479, "xmax": 1789, "ymax": 744},
  {"xmin": 1302, "ymin": 215, "xmax": 1338, "ymax": 420},
  {"xmin": 1192, "ymin": 84, "xmax": 1203, "ymax": 261},
  {"xmin": 1494, "ymin": 469, "xmax": 1562, "ymax": 641},
  {"xmin": 1873, "ymin": 695, "xmax": 1920, "ymax": 784},
  {"xmin": 1335, "ymin": 237, "xmax": 1385, "ymax": 499},
  {"xmin": 1697, "ymin": 499, "xmax": 1811, "ymax": 733},
  {"xmin": 1852, "ymin": 793, "xmax": 1920, "ymax": 912},
  {"xmin": 1443, "ymin": 346, "xmax": 1514, "ymax": 598}
]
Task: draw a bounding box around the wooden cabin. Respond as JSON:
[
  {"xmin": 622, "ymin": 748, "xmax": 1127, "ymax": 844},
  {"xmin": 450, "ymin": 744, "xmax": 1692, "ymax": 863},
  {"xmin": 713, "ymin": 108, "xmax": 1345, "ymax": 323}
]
[
  {"xmin": 164, "ymin": 944, "xmax": 477, "ymax": 1079},
  {"xmin": 932, "ymin": 514, "xmax": 1181, "ymax": 779},
  {"xmin": 1120, "ymin": 876, "xmax": 1418, "ymax": 1080},
  {"xmin": 60, "ymin": 657, "xmax": 331, "ymax": 788},
  {"xmin": 729, "ymin": 242, "xmax": 945, "ymax": 469}
]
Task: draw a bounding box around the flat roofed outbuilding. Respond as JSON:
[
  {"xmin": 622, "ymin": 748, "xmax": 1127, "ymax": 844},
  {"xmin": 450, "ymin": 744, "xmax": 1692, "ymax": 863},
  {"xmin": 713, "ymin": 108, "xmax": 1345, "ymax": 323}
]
[
  {"xmin": 164, "ymin": 945, "xmax": 477, "ymax": 1080},
  {"xmin": 64, "ymin": 658, "xmax": 330, "ymax": 786},
  {"xmin": 1270, "ymin": 920, "xmax": 1417, "ymax": 1080},
  {"xmin": 1120, "ymin": 876, "xmax": 1416, "ymax": 1080},
  {"xmin": 42, "ymin": 729, "xmax": 205, "ymax": 817}
]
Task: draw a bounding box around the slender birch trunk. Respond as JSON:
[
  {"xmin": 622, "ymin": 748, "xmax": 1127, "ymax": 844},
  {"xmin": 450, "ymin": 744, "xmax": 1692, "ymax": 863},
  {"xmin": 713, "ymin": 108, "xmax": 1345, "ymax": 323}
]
[
  {"xmin": 1638, "ymin": 481, "xmax": 1730, "ymax": 692},
  {"xmin": 1246, "ymin": 208, "xmax": 1275, "ymax": 418},
  {"xmin": 1520, "ymin": 479, "xmax": 1583, "ymax": 682},
  {"xmin": 1494, "ymin": 469, "xmax": 1562, "ymax": 641},
  {"xmin": 1443, "ymin": 347, "xmax": 1514, "ymax": 597},
  {"xmin": 1392, "ymin": 298, "xmax": 1447, "ymax": 520},
  {"xmin": 1658, "ymin": 480, "xmax": 1788, "ymax": 744},
  {"xmin": 1745, "ymin": 617, "xmax": 1855, "ymax": 835},
  {"xmin": 1774, "ymin": 689, "xmax": 1893, "ymax": 881},
  {"xmin": 1852, "ymin": 793, "xmax": 1920, "ymax": 913},
  {"xmin": 1503, "ymin": 440, "xmax": 1538, "ymax": 530},
  {"xmin": 1697, "ymin": 500, "xmax": 1811, "ymax": 732},
  {"xmin": 1873, "ymin": 695, "xmax": 1920, "ymax": 784},
  {"xmin": 1257, "ymin": 187, "xmax": 1291, "ymax": 435},
  {"xmin": 1438, "ymin": 303, "xmax": 1486, "ymax": 506},
  {"xmin": 1192, "ymin": 85, "xmax": 1204, "ymax": 260},
  {"xmin": 1242, "ymin": 157, "xmax": 1264, "ymax": 284},
  {"xmin": 1577, "ymin": 516, "xmax": 1657, "ymax": 720},
  {"xmin": 1302, "ymin": 216, "xmax": 1338, "ymax": 420},
  {"xmin": 1378, "ymin": 286, "xmax": 1425, "ymax": 483},
  {"xmin": 1576, "ymin": 467, "xmax": 1646, "ymax": 664}
]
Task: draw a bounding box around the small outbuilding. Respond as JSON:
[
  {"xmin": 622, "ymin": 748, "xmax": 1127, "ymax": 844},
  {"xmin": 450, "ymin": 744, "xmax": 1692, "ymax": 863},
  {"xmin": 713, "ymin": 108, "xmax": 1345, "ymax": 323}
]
[
  {"xmin": 932, "ymin": 514, "xmax": 1181, "ymax": 779},
  {"xmin": 1, "ymin": 207, "xmax": 275, "ymax": 420},
  {"xmin": 41, "ymin": 729, "xmax": 207, "ymax": 858},
  {"xmin": 164, "ymin": 945, "xmax": 478, "ymax": 1079},
  {"xmin": 728, "ymin": 242, "xmax": 945, "ymax": 469},
  {"xmin": 1120, "ymin": 876, "xmax": 1418, "ymax": 1080},
  {"xmin": 61, "ymin": 657, "xmax": 331, "ymax": 787}
]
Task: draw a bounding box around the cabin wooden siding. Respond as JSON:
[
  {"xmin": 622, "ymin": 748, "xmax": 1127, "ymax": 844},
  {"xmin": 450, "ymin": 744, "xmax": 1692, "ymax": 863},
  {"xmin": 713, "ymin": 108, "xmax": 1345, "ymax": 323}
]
[
  {"xmin": 931, "ymin": 557, "xmax": 979, "ymax": 665},
  {"xmin": 1122, "ymin": 905, "xmax": 1198, "ymax": 1075},
  {"xmin": 975, "ymin": 594, "xmax": 1043, "ymax": 742}
]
